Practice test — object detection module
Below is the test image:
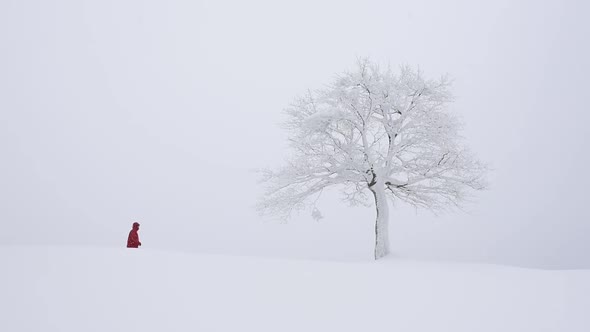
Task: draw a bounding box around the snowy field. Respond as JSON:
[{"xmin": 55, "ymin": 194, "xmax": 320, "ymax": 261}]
[{"xmin": 1, "ymin": 246, "xmax": 588, "ymax": 332}]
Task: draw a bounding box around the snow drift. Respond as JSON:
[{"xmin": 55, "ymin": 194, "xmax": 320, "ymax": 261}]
[{"xmin": 1, "ymin": 246, "xmax": 588, "ymax": 331}]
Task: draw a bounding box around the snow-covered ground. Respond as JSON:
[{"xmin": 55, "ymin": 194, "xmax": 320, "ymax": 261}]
[{"xmin": 1, "ymin": 246, "xmax": 588, "ymax": 332}]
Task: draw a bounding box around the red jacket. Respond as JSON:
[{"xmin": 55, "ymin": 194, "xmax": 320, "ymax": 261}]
[{"xmin": 127, "ymin": 223, "xmax": 141, "ymax": 248}]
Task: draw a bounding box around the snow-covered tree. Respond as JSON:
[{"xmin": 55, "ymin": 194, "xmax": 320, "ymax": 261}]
[{"xmin": 258, "ymin": 59, "xmax": 487, "ymax": 259}]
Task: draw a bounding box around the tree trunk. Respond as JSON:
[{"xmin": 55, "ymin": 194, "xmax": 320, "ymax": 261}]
[{"xmin": 370, "ymin": 180, "xmax": 390, "ymax": 260}]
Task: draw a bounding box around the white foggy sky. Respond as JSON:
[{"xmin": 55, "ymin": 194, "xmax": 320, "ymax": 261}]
[{"xmin": 1, "ymin": 0, "xmax": 588, "ymax": 268}]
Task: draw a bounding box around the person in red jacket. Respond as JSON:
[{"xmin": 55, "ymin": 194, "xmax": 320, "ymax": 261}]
[{"xmin": 127, "ymin": 222, "xmax": 142, "ymax": 248}]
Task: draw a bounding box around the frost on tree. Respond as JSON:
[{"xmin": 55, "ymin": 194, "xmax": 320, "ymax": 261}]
[{"xmin": 258, "ymin": 60, "xmax": 487, "ymax": 259}]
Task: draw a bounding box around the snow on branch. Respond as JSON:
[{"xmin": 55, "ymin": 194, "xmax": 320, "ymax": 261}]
[{"xmin": 258, "ymin": 59, "xmax": 488, "ymax": 220}]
